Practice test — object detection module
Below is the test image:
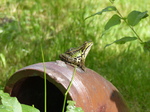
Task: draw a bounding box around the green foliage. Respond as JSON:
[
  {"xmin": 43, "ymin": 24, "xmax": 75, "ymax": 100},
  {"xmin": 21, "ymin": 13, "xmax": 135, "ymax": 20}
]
[
  {"xmin": 0, "ymin": 90, "xmax": 40, "ymax": 112},
  {"xmin": 86, "ymin": 1, "xmax": 149, "ymax": 51},
  {"xmin": 105, "ymin": 14, "xmax": 121, "ymax": 30},
  {"xmin": 66, "ymin": 100, "xmax": 84, "ymax": 112},
  {"xmin": 127, "ymin": 11, "xmax": 148, "ymax": 26}
]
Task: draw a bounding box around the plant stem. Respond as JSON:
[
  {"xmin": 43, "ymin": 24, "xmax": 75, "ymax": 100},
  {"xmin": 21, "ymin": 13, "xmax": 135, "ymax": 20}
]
[
  {"xmin": 40, "ymin": 44, "xmax": 47, "ymax": 112},
  {"xmin": 127, "ymin": 24, "xmax": 143, "ymax": 43},
  {"xmin": 62, "ymin": 65, "xmax": 77, "ymax": 112}
]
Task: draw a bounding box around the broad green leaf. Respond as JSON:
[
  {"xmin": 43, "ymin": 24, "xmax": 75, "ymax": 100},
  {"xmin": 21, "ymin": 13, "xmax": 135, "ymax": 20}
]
[
  {"xmin": 21, "ymin": 104, "xmax": 40, "ymax": 112},
  {"xmin": 85, "ymin": 6, "xmax": 116, "ymax": 19},
  {"xmin": 142, "ymin": 40, "xmax": 150, "ymax": 52},
  {"xmin": 0, "ymin": 105, "xmax": 12, "ymax": 112},
  {"xmin": 127, "ymin": 10, "xmax": 148, "ymax": 26},
  {"xmin": 0, "ymin": 110, "xmax": 11, "ymax": 112},
  {"xmin": 105, "ymin": 37, "xmax": 137, "ymax": 48},
  {"xmin": 0, "ymin": 90, "xmax": 22, "ymax": 112},
  {"xmin": 0, "ymin": 90, "xmax": 40, "ymax": 112},
  {"xmin": 0, "ymin": 90, "xmax": 10, "ymax": 98},
  {"xmin": 105, "ymin": 14, "xmax": 121, "ymax": 30}
]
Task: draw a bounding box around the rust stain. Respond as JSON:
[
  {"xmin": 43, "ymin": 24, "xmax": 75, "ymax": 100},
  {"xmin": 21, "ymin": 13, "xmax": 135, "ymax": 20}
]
[{"xmin": 97, "ymin": 104, "xmax": 106, "ymax": 112}]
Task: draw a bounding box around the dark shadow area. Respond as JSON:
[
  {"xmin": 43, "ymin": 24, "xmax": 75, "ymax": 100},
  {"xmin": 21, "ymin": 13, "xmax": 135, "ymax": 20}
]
[
  {"xmin": 110, "ymin": 90, "xmax": 130, "ymax": 112},
  {"xmin": 11, "ymin": 76, "xmax": 64, "ymax": 112}
]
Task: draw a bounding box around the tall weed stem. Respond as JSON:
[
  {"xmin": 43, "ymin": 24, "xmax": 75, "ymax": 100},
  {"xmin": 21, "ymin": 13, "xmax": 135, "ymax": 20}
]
[{"xmin": 62, "ymin": 65, "xmax": 77, "ymax": 112}]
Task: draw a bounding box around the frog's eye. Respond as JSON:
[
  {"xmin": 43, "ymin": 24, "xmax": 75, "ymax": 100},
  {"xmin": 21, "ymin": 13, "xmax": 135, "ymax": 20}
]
[
  {"xmin": 84, "ymin": 41, "xmax": 88, "ymax": 44},
  {"xmin": 66, "ymin": 48, "xmax": 73, "ymax": 52}
]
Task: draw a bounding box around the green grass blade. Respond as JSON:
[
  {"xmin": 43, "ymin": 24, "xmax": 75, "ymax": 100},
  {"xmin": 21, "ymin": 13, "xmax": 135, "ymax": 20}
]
[{"xmin": 40, "ymin": 44, "xmax": 47, "ymax": 112}]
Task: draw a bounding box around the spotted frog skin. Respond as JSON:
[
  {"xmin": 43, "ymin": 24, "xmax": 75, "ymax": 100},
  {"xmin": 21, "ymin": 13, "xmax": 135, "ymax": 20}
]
[{"xmin": 59, "ymin": 41, "xmax": 93, "ymax": 71}]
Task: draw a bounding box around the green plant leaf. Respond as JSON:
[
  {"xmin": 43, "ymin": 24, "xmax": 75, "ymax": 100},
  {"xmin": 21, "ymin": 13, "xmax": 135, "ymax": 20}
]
[
  {"xmin": 85, "ymin": 6, "xmax": 116, "ymax": 19},
  {"xmin": 67, "ymin": 100, "xmax": 76, "ymax": 106},
  {"xmin": 0, "ymin": 90, "xmax": 22, "ymax": 112},
  {"xmin": 66, "ymin": 100, "xmax": 84, "ymax": 112},
  {"xmin": 142, "ymin": 40, "xmax": 150, "ymax": 52},
  {"xmin": 0, "ymin": 90, "xmax": 40, "ymax": 112},
  {"xmin": 21, "ymin": 104, "xmax": 40, "ymax": 112},
  {"xmin": 114, "ymin": 37, "xmax": 137, "ymax": 44},
  {"xmin": 0, "ymin": 105, "xmax": 11, "ymax": 112},
  {"xmin": 127, "ymin": 10, "xmax": 148, "ymax": 26},
  {"xmin": 105, "ymin": 37, "xmax": 137, "ymax": 48},
  {"xmin": 105, "ymin": 14, "xmax": 121, "ymax": 30},
  {"xmin": 95, "ymin": 6, "xmax": 116, "ymax": 15}
]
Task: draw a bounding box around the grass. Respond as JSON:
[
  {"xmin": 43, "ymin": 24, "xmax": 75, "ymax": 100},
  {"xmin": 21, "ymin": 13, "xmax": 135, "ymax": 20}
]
[{"xmin": 0, "ymin": 0, "xmax": 150, "ymax": 111}]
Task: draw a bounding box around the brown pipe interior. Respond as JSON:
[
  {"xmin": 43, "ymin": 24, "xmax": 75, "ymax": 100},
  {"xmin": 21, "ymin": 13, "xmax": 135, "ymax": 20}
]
[{"xmin": 11, "ymin": 76, "xmax": 64, "ymax": 112}]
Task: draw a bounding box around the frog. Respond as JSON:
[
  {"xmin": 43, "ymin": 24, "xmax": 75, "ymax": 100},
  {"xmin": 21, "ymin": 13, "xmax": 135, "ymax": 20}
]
[{"xmin": 59, "ymin": 41, "xmax": 93, "ymax": 71}]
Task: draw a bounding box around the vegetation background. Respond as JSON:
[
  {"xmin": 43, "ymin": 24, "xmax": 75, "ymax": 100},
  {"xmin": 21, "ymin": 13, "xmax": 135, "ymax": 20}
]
[{"xmin": 0, "ymin": 0, "xmax": 149, "ymax": 111}]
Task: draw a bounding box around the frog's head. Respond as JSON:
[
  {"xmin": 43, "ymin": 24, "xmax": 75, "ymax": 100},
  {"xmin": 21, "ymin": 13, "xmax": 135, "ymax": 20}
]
[{"xmin": 82, "ymin": 41, "xmax": 93, "ymax": 58}]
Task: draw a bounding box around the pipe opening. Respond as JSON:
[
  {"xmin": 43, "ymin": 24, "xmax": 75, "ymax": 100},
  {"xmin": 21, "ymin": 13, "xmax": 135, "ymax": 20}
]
[{"xmin": 11, "ymin": 76, "xmax": 64, "ymax": 112}]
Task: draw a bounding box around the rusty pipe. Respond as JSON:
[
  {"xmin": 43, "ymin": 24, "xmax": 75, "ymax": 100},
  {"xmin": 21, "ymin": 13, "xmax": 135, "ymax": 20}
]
[{"xmin": 4, "ymin": 61, "xmax": 129, "ymax": 112}]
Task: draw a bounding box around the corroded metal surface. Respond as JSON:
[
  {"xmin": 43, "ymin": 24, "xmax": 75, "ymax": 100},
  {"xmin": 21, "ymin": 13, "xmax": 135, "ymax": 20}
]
[{"xmin": 5, "ymin": 61, "xmax": 129, "ymax": 112}]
